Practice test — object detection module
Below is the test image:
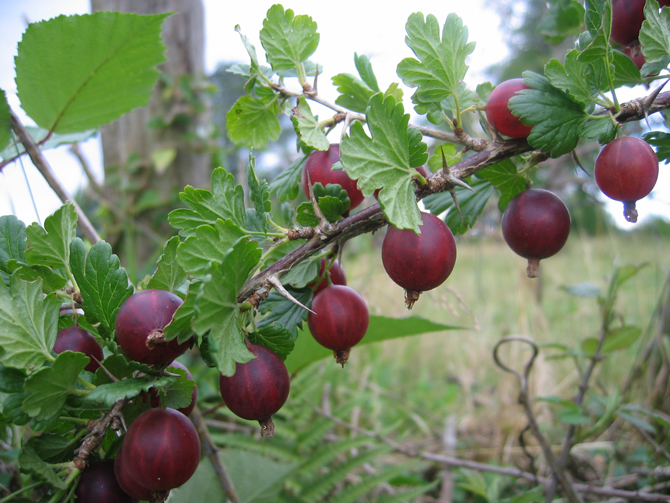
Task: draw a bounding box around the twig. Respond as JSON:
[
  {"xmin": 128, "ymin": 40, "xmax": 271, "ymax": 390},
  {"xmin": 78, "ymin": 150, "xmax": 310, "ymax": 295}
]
[
  {"xmin": 74, "ymin": 398, "xmax": 128, "ymax": 469},
  {"xmin": 10, "ymin": 111, "xmax": 101, "ymax": 244},
  {"xmin": 190, "ymin": 406, "xmax": 240, "ymax": 503},
  {"xmin": 439, "ymin": 415, "xmax": 457, "ymax": 503},
  {"xmin": 493, "ymin": 336, "xmax": 584, "ymax": 503}
]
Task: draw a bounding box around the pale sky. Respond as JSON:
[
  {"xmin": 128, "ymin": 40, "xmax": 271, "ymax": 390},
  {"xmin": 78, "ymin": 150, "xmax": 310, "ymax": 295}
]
[{"xmin": 0, "ymin": 0, "xmax": 666, "ymax": 229}]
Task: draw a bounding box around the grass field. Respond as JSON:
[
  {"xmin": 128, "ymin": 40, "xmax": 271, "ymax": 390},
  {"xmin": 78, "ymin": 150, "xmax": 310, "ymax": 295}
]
[{"xmin": 333, "ymin": 226, "xmax": 670, "ymax": 460}]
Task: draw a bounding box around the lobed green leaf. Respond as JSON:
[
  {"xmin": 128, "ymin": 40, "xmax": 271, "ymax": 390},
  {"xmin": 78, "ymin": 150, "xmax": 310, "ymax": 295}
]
[
  {"xmin": 0, "ymin": 274, "xmax": 59, "ymax": 370},
  {"xmin": 640, "ymin": 0, "xmax": 670, "ymax": 76},
  {"xmin": 177, "ymin": 221, "xmax": 245, "ymax": 278},
  {"xmin": 24, "ymin": 203, "xmax": 77, "ymax": 271},
  {"xmin": 0, "ymin": 215, "xmax": 27, "ymax": 285},
  {"xmin": 509, "ymin": 71, "xmax": 586, "ymax": 157},
  {"xmin": 340, "ymin": 93, "xmax": 425, "ymax": 232},
  {"xmin": 146, "ymin": 236, "xmax": 188, "ymax": 293},
  {"xmin": 270, "ymin": 155, "xmax": 308, "ymax": 202},
  {"xmin": 169, "ymin": 167, "xmax": 247, "ymax": 237},
  {"xmin": 226, "ymin": 95, "xmax": 282, "ymax": 148},
  {"xmin": 249, "ymin": 325, "xmax": 295, "ymax": 361},
  {"xmin": 397, "ymin": 13, "xmax": 475, "ymax": 107},
  {"xmin": 260, "ymin": 5, "xmax": 319, "ymax": 73},
  {"xmin": 475, "ymin": 159, "xmax": 527, "ymax": 211},
  {"xmin": 69, "ymin": 238, "xmax": 133, "ymax": 336},
  {"xmin": 22, "ymin": 351, "xmax": 88, "ymax": 421},
  {"xmin": 291, "ymin": 99, "xmax": 329, "ymax": 151},
  {"xmin": 423, "ymin": 178, "xmax": 495, "ymax": 235}
]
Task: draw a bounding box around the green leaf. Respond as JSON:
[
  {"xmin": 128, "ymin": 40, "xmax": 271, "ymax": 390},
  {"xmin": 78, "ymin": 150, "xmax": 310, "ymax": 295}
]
[
  {"xmin": 22, "ymin": 352, "xmax": 88, "ymax": 421},
  {"xmin": 259, "ymin": 5, "xmax": 319, "ymax": 73},
  {"xmin": 69, "ymin": 238, "xmax": 133, "ymax": 335},
  {"xmin": 153, "ymin": 365, "xmax": 196, "ymax": 410},
  {"xmin": 15, "ymin": 12, "xmax": 168, "ymax": 133},
  {"xmin": 538, "ymin": 0, "xmax": 585, "ymax": 43},
  {"xmin": 26, "ymin": 433, "xmax": 81, "ymax": 464},
  {"xmin": 291, "ymin": 99, "xmax": 329, "ymax": 151},
  {"xmin": 85, "ymin": 375, "xmax": 174, "ymax": 407},
  {"xmin": 558, "ymin": 408, "xmax": 591, "ymax": 425},
  {"xmin": 8, "ymin": 261, "xmax": 68, "ymax": 293},
  {"xmin": 384, "ymin": 82, "xmax": 405, "ymax": 106},
  {"xmin": 24, "ymin": 203, "xmax": 77, "ymax": 270},
  {"xmin": 278, "ymin": 255, "xmax": 320, "ymax": 290},
  {"xmin": 164, "ymin": 283, "xmax": 198, "ymax": 343},
  {"xmin": 18, "ymin": 444, "xmax": 67, "ymax": 490},
  {"xmin": 247, "ymin": 154, "xmax": 272, "ymax": 232},
  {"xmin": 509, "ymin": 71, "xmax": 586, "ymax": 157},
  {"xmin": 581, "ymin": 117, "xmax": 618, "ymax": 144},
  {"xmin": 270, "ymin": 155, "xmax": 308, "ymax": 202},
  {"xmin": 0, "ymin": 364, "xmax": 26, "ymax": 393},
  {"xmin": 257, "ymin": 287, "xmax": 313, "ymax": 338},
  {"xmin": 177, "ymin": 221, "xmax": 246, "ymax": 278},
  {"xmin": 475, "ymin": 159, "xmax": 526, "ymax": 211},
  {"xmin": 286, "ymin": 315, "xmax": 460, "ymax": 373},
  {"xmin": 397, "ymin": 13, "xmax": 475, "ymax": 108},
  {"xmin": 226, "ymin": 95, "xmax": 281, "ymax": 149},
  {"xmin": 427, "ymin": 143, "xmax": 462, "ymax": 172},
  {"xmin": 613, "ymin": 49, "xmax": 647, "ymax": 87},
  {"xmin": 0, "ymin": 274, "xmax": 59, "ymax": 370},
  {"xmin": 603, "ymin": 326, "xmax": 642, "ymax": 353},
  {"xmin": 332, "ymin": 73, "xmax": 375, "ymax": 114},
  {"xmin": 249, "ymin": 325, "xmax": 295, "ymax": 361},
  {"xmin": 423, "ymin": 178, "xmax": 495, "ymax": 235},
  {"xmin": 169, "ymin": 167, "xmax": 247, "ymax": 237},
  {"xmin": 544, "ymin": 50, "xmax": 594, "ymax": 107},
  {"xmin": 339, "ymin": 93, "xmax": 425, "ymax": 232},
  {"xmin": 355, "ymin": 53, "xmax": 379, "ymax": 92},
  {"xmin": 0, "ymin": 90, "xmax": 10, "ymax": 151},
  {"xmin": 580, "ymin": 0, "xmax": 611, "ymax": 63},
  {"xmin": 616, "ymin": 411, "xmax": 656, "ymax": 433},
  {"xmin": 172, "ymin": 450, "xmax": 297, "ymax": 503},
  {"xmin": 644, "ymin": 131, "xmax": 670, "ymax": 163},
  {"xmin": 295, "ymin": 182, "xmax": 351, "ymax": 226},
  {"xmin": 146, "ymin": 236, "xmax": 188, "ymax": 293},
  {"xmin": 193, "ymin": 239, "xmax": 261, "ymax": 376},
  {"xmin": 640, "ymin": 0, "xmax": 670, "ymax": 77},
  {"xmin": 0, "ymin": 215, "xmax": 27, "ymax": 283}
]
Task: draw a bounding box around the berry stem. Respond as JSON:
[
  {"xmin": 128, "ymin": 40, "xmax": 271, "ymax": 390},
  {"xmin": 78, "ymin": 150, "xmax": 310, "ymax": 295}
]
[
  {"xmin": 259, "ymin": 417, "xmax": 276, "ymax": 438},
  {"xmin": 526, "ymin": 258, "xmax": 540, "ymax": 278},
  {"xmin": 623, "ymin": 202, "xmax": 639, "ymax": 223}
]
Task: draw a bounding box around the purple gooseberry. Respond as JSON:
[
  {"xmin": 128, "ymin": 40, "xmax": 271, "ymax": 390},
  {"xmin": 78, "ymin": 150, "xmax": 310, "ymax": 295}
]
[
  {"xmin": 54, "ymin": 327, "xmax": 104, "ymax": 373},
  {"xmin": 501, "ymin": 188, "xmax": 571, "ymax": 278},
  {"xmin": 307, "ymin": 285, "xmax": 369, "ymax": 366},
  {"xmin": 115, "ymin": 289, "xmax": 191, "ymax": 366},
  {"xmin": 381, "ymin": 212, "xmax": 457, "ymax": 309},
  {"xmin": 219, "ymin": 344, "xmax": 290, "ymax": 438}
]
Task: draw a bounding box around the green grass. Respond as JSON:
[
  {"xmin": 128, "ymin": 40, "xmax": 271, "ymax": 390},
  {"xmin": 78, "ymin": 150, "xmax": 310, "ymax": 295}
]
[{"xmin": 335, "ymin": 227, "xmax": 669, "ymax": 449}]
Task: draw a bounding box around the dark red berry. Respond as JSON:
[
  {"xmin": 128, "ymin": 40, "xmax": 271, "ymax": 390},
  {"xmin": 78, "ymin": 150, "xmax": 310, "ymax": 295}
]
[
  {"xmin": 594, "ymin": 136, "xmax": 658, "ymax": 223},
  {"xmin": 307, "ymin": 285, "xmax": 369, "ymax": 366},
  {"xmin": 302, "ymin": 144, "xmax": 365, "ymax": 211},
  {"xmin": 117, "ymin": 408, "xmax": 200, "ymax": 492},
  {"xmin": 309, "ymin": 258, "xmax": 347, "ymax": 295},
  {"xmin": 115, "ymin": 289, "xmax": 191, "ymax": 365},
  {"xmin": 146, "ymin": 361, "xmax": 198, "ymax": 416},
  {"xmin": 219, "ymin": 344, "xmax": 290, "ymax": 438},
  {"xmin": 611, "ymin": 0, "xmax": 670, "ymax": 46},
  {"xmin": 381, "ymin": 212, "xmax": 457, "ymax": 309},
  {"xmin": 501, "ymin": 189, "xmax": 571, "ymax": 278},
  {"xmin": 485, "ymin": 78, "xmax": 533, "ymax": 139},
  {"xmin": 114, "ymin": 443, "xmax": 155, "ymax": 501},
  {"xmin": 54, "ymin": 327, "xmax": 104, "ymax": 373},
  {"xmin": 76, "ymin": 459, "xmax": 137, "ymax": 503}
]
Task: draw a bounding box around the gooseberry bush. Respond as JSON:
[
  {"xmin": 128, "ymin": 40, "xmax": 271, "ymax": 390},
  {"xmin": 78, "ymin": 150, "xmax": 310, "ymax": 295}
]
[{"xmin": 0, "ymin": 0, "xmax": 669, "ymax": 502}]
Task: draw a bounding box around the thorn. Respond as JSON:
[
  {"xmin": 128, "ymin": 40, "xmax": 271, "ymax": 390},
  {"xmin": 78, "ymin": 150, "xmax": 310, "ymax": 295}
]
[
  {"xmin": 449, "ymin": 186, "xmax": 464, "ymax": 221},
  {"xmin": 268, "ymin": 276, "xmax": 316, "ymax": 315},
  {"xmin": 96, "ymin": 359, "xmax": 119, "ymax": 383},
  {"xmin": 440, "ymin": 149, "xmax": 474, "ymax": 192},
  {"xmin": 571, "ymin": 150, "xmax": 588, "ymax": 176},
  {"xmin": 641, "ymin": 78, "xmax": 670, "ymax": 127}
]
